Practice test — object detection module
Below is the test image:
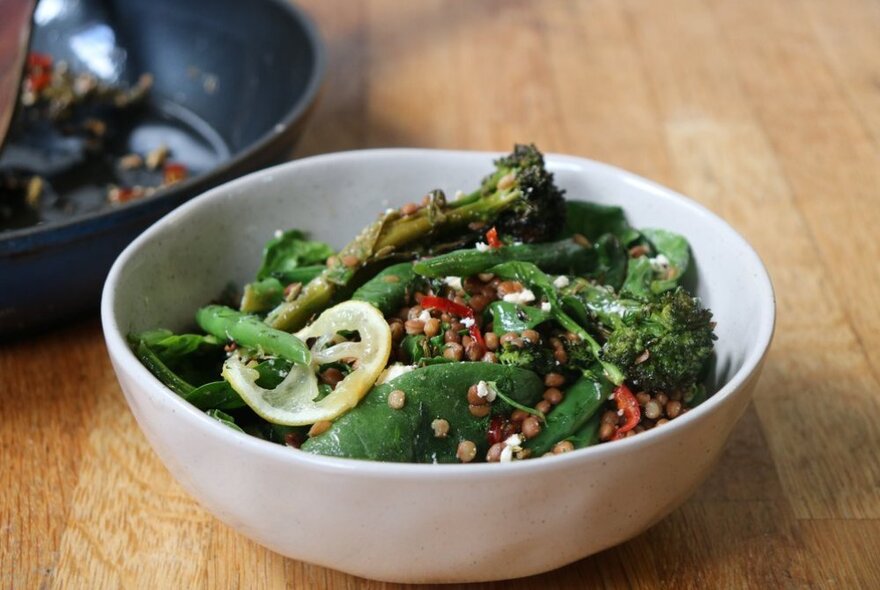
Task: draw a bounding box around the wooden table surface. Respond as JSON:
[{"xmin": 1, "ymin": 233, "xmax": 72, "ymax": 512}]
[{"xmin": 4, "ymin": 0, "xmax": 880, "ymax": 587}]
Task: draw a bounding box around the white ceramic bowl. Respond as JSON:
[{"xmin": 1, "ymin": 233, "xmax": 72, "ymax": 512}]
[{"xmin": 101, "ymin": 149, "xmax": 775, "ymax": 583}]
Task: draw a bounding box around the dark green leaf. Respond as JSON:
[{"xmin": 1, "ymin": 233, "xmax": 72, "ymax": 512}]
[
  {"xmin": 563, "ymin": 201, "xmax": 641, "ymax": 244},
  {"xmin": 256, "ymin": 229, "xmax": 334, "ymax": 282},
  {"xmin": 488, "ymin": 300, "xmax": 553, "ymax": 333},
  {"xmin": 301, "ymin": 363, "xmax": 544, "ymax": 462}
]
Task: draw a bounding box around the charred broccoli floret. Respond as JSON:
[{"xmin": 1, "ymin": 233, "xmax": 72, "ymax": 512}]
[
  {"xmin": 600, "ymin": 288, "xmax": 716, "ymax": 392},
  {"xmin": 497, "ymin": 340, "xmax": 559, "ymax": 375},
  {"xmin": 267, "ymin": 144, "xmax": 567, "ymax": 331},
  {"xmin": 478, "ymin": 144, "xmax": 567, "ymax": 243}
]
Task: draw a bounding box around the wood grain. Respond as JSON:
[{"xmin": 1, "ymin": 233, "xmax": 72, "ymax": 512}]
[{"xmin": 3, "ymin": 0, "xmax": 880, "ymax": 587}]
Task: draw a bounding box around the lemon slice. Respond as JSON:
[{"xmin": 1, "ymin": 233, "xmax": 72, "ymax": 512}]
[{"xmin": 222, "ymin": 300, "xmax": 392, "ymax": 425}]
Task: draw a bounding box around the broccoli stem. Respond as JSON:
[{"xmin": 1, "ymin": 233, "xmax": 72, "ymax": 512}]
[{"xmin": 196, "ymin": 305, "xmax": 311, "ymax": 365}]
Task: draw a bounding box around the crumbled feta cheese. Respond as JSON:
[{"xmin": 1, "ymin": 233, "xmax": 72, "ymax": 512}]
[
  {"xmin": 500, "ymin": 433, "xmax": 524, "ymax": 462},
  {"xmin": 553, "ymin": 275, "xmax": 570, "ymax": 289},
  {"xmin": 650, "ymin": 254, "xmax": 671, "ymax": 273},
  {"xmin": 454, "ymin": 190, "xmax": 466, "ymax": 200},
  {"xmin": 273, "ymin": 229, "xmax": 284, "ymax": 239},
  {"xmin": 500, "ymin": 445, "xmax": 514, "ymax": 463},
  {"xmin": 385, "ymin": 207, "xmax": 395, "ymax": 215},
  {"xmin": 504, "ymin": 433, "xmax": 524, "ymax": 447},
  {"xmin": 461, "ymin": 316, "xmax": 475, "ymax": 328},
  {"xmin": 502, "ymin": 288, "xmax": 536, "ymax": 305},
  {"xmin": 417, "ymin": 309, "xmax": 432, "ymax": 323},
  {"xmin": 540, "ymin": 301, "xmax": 552, "ymax": 312},
  {"xmin": 376, "ymin": 363, "xmax": 415, "ymax": 384},
  {"xmin": 475, "ymin": 242, "xmax": 490, "ymax": 252},
  {"xmin": 443, "ymin": 276, "xmax": 463, "ymax": 292},
  {"xmin": 476, "ymin": 380, "xmax": 496, "ymax": 402}
]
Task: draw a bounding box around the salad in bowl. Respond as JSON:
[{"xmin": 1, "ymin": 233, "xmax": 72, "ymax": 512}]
[{"xmin": 129, "ymin": 145, "xmax": 716, "ymax": 464}]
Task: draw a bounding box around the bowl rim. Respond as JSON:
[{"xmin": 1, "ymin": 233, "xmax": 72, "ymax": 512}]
[
  {"xmin": 101, "ymin": 148, "xmax": 776, "ymax": 481},
  {"xmin": 0, "ymin": 0, "xmax": 326, "ymax": 255}
]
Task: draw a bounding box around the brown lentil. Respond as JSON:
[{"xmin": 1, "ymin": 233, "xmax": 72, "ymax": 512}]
[
  {"xmin": 656, "ymin": 418, "xmax": 670, "ymax": 427},
  {"xmin": 486, "ymin": 442, "xmax": 505, "ymax": 462},
  {"xmin": 522, "ymin": 416, "xmax": 542, "ymax": 439},
  {"xmin": 510, "ymin": 409, "xmax": 529, "ymax": 423},
  {"xmin": 469, "ymin": 294, "xmax": 490, "ymax": 312},
  {"xmin": 389, "ymin": 320, "xmax": 405, "ymax": 341},
  {"xmin": 521, "ymin": 329, "xmax": 541, "ymax": 344},
  {"xmin": 536, "ymin": 400, "xmax": 552, "ymax": 414},
  {"xmin": 319, "ymin": 367, "xmax": 344, "ymax": 389},
  {"xmin": 444, "ymin": 329, "xmax": 461, "ymax": 344},
  {"xmin": 629, "ymin": 244, "xmax": 650, "ymax": 258},
  {"xmin": 431, "ymin": 418, "xmax": 450, "ymax": 438},
  {"xmin": 497, "ymin": 172, "xmax": 517, "ymax": 191},
  {"xmin": 635, "ymin": 392, "xmax": 651, "ymax": 407},
  {"xmin": 553, "ymin": 348, "xmax": 568, "ymax": 364},
  {"xmin": 655, "ymin": 393, "xmax": 669, "ymax": 406},
  {"xmin": 400, "ymin": 202, "xmax": 420, "ymax": 216},
  {"xmin": 497, "ymin": 280, "xmax": 523, "ymax": 297},
  {"xmin": 666, "ymin": 400, "xmax": 683, "ymax": 419},
  {"xmin": 404, "ymin": 319, "xmax": 425, "ymax": 335},
  {"xmin": 341, "ymin": 254, "xmax": 359, "ymax": 268},
  {"xmin": 572, "ymin": 233, "xmax": 591, "ymax": 248},
  {"xmin": 457, "ymin": 440, "xmax": 477, "ymax": 463},
  {"xmin": 552, "ymin": 440, "xmax": 575, "ymax": 454},
  {"xmin": 308, "ymin": 420, "xmax": 332, "ymax": 437},
  {"xmin": 644, "ymin": 400, "xmax": 662, "ymax": 420},
  {"xmin": 387, "ymin": 389, "xmax": 406, "ymax": 410},
  {"xmin": 461, "ymin": 335, "xmax": 473, "ymax": 348},
  {"xmin": 601, "ymin": 411, "xmax": 618, "ymax": 425},
  {"xmin": 423, "ymin": 317, "xmax": 441, "ymax": 337},
  {"xmin": 544, "ymin": 373, "xmax": 565, "ymax": 387},
  {"xmin": 467, "ymin": 384, "xmax": 488, "ymax": 406},
  {"xmin": 543, "ymin": 387, "xmax": 564, "ymax": 405},
  {"xmin": 443, "ymin": 342, "xmax": 464, "ymax": 361},
  {"xmin": 483, "ymin": 332, "xmax": 499, "ymax": 351},
  {"xmin": 283, "ymin": 282, "xmax": 303, "ymax": 302},
  {"xmin": 481, "ymin": 351, "xmax": 498, "ymax": 363},
  {"xmin": 465, "ymin": 340, "xmax": 485, "ymax": 361},
  {"xmin": 469, "ymin": 403, "xmax": 491, "ymax": 418},
  {"xmin": 599, "ymin": 422, "xmax": 615, "ymax": 441}
]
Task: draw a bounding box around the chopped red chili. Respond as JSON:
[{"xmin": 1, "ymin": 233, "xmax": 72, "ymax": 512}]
[
  {"xmin": 27, "ymin": 52, "xmax": 53, "ymax": 69},
  {"xmin": 26, "ymin": 53, "xmax": 53, "ymax": 93},
  {"xmin": 420, "ymin": 295, "xmax": 484, "ymax": 346},
  {"xmin": 485, "ymin": 226, "xmax": 502, "ymax": 249},
  {"xmin": 611, "ymin": 383, "xmax": 640, "ymax": 440},
  {"xmin": 163, "ymin": 162, "xmax": 188, "ymax": 184}
]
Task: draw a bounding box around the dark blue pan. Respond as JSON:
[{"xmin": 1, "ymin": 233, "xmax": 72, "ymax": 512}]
[{"xmin": 0, "ymin": 0, "xmax": 324, "ymax": 336}]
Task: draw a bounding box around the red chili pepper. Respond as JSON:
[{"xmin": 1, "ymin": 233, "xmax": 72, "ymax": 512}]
[
  {"xmin": 163, "ymin": 162, "xmax": 188, "ymax": 184},
  {"xmin": 611, "ymin": 383, "xmax": 640, "ymax": 440},
  {"xmin": 485, "ymin": 226, "xmax": 502, "ymax": 249},
  {"xmin": 420, "ymin": 295, "xmax": 484, "ymax": 346},
  {"xmin": 25, "ymin": 53, "xmax": 53, "ymax": 93},
  {"xmin": 27, "ymin": 52, "xmax": 53, "ymax": 69}
]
